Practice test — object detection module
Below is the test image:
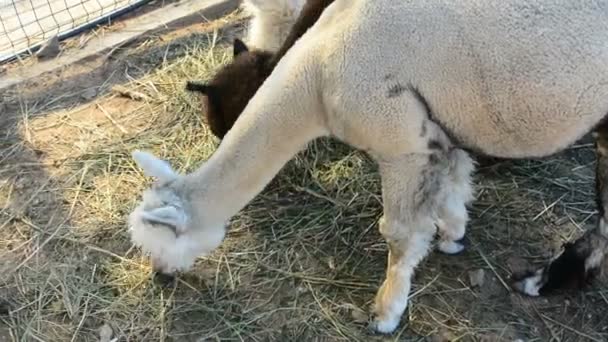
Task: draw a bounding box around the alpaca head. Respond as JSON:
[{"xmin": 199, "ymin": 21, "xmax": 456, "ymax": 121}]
[
  {"xmin": 128, "ymin": 150, "xmax": 226, "ymax": 275},
  {"xmin": 186, "ymin": 39, "xmax": 274, "ymax": 139}
]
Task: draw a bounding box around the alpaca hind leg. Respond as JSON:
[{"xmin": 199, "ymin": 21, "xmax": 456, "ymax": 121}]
[
  {"xmin": 436, "ymin": 199, "xmax": 468, "ymax": 255},
  {"xmin": 435, "ymin": 148, "xmax": 475, "ymax": 255}
]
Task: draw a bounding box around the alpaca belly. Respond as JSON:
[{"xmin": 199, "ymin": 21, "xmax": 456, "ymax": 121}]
[{"xmin": 433, "ymin": 103, "xmax": 608, "ymax": 159}]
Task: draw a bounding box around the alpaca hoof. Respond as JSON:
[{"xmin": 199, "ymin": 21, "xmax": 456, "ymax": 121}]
[
  {"xmin": 153, "ymin": 271, "xmax": 176, "ymax": 287},
  {"xmin": 511, "ymin": 269, "xmax": 544, "ymax": 296},
  {"xmin": 368, "ymin": 315, "xmax": 400, "ymax": 335},
  {"xmin": 437, "ymin": 239, "xmax": 465, "ymax": 255}
]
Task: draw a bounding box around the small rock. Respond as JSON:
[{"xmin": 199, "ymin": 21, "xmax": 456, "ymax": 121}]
[
  {"xmin": 430, "ymin": 328, "xmax": 458, "ymax": 342},
  {"xmin": 0, "ymin": 298, "xmax": 10, "ymax": 315},
  {"xmin": 506, "ymin": 256, "xmax": 527, "ymax": 272},
  {"xmin": 340, "ymin": 303, "xmax": 368, "ymax": 323},
  {"xmin": 99, "ymin": 323, "xmax": 113, "ymax": 342},
  {"xmin": 350, "ymin": 306, "xmax": 368, "ymax": 323},
  {"xmin": 49, "ymin": 299, "xmax": 64, "ymax": 313},
  {"xmin": 469, "ymin": 268, "xmax": 485, "ymax": 287},
  {"xmin": 327, "ymin": 256, "xmax": 335, "ymax": 270},
  {"xmin": 81, "ymin": 88, "xmax": 97, "ymax": 100},
  {"xmin": 36, "ymin": 35, "xmax": 61, "ymax": 60}
]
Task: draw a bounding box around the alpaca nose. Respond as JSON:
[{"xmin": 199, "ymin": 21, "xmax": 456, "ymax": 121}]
[
  {"xmin": 153, "ymin": 271, "xmax": 176, "ymax": 286},
  {"xmin": 150, "ymin": 258, "xmax": 175, "ymax": 285},
  {"xmin": 151, "ymin": 257, "xmax": 162, "ymax": 272}
]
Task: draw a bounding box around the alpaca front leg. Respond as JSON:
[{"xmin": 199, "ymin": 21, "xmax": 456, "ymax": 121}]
[
  {"xmin": 371, "ymin": 217, "xmax": 436, "ymax": 333},
  {"xmin": 370, "ymin": 153, "xmax": 447, "ymax": 334}
]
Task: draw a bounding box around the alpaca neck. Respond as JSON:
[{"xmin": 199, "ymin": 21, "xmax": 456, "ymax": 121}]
[
  {"xmin": 183, "ymin": 68, "xmax": 327, "ymax": 228},
  {"xmin": 270, "ymin": 0, "xmax": 335, "ymax": 66}
]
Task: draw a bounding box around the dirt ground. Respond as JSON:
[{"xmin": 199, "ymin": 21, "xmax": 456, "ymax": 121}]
[{"xmin": 1, "ymin": 7, "xmax": 608, "ymax": 342}]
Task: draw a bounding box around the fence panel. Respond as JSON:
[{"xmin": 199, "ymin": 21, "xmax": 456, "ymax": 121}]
[{"xmin": 0, "ymin": 0, "xmax": 151, "ymax": 62}]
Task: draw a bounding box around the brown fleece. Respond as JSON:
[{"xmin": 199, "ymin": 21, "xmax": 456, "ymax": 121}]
[{"xmin": 187, "ymin": 0, "xmax": 336, "ymax": 139}]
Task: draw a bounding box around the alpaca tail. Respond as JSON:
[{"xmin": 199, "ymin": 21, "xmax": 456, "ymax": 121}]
[{"xmin": 241, "ymin": 0, "xmax": 305, "ymax": 52}]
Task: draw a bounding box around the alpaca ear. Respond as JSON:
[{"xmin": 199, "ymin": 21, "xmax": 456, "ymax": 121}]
[
  {"xmin": 233, "ymin": 38, "xmax": 249, "ymax": 57},
  {"xmin": 140, "ymin": 206, "xmax": 188, "ymax": 235},
  {"xmin": 185, "ymin": 81, "xmax": 210, "ymax": 94},
  {"xmin": 132, "ymin": 150, "xmax": 177, "ymax": 183}
]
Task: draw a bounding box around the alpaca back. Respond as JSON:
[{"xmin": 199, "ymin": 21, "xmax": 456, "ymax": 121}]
[{"xmin": 312, "ymin": 0, "xmax": 608, "ymax": 158}]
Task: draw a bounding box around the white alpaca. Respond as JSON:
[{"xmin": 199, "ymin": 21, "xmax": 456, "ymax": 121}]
[
  {"xmin": 129, "ymin": 0, "xmax": 608, "ymax": 334},
  {"xmin": 242, "ymin": 0, "xmax": 306, "ymax": 52}
]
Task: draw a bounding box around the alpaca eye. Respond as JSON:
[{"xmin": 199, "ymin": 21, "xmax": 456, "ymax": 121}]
[
  {"xmin": 164, "ymin": 224, "xmax": 178, "ymax": 236},
  {"xmin": 141, "ymin": 214, "xmax": 179, "ymax": 236}
]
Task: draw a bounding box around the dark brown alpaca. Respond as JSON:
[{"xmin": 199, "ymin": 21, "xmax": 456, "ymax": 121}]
[{"xmin": 186, "ymin": 0, "xmax": 335, "ymax": 139}]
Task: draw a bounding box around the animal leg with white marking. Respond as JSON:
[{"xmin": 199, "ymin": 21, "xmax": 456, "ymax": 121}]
[
  {"xmin": 371, "ymin": 150, "xmax": 460, "ymax": 333},
  {"xmin": 513, "ymin": 122, "xmax": 608, "ymax": 296},
  {"xmin": 435, "ymin": 149, "xmax": 475, "ymax": 255}
]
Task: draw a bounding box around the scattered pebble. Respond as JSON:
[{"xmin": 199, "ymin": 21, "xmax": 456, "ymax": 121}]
[
  {"xmin": 36, "ymin": 35, "xmax": 61, "ymax": 60},
  {"xmin": 81, "ymin": 88, "xmax": 97, "ymax": 100},
  {"xmin": 327, "ymin": 256, "xmax": 335, "ymax": 270},
  {"xmin": 469, "ymin": 268, "xmax": 485, "ymax": 287},
  {"xmin": 430, "ymin": 328, "xmax": 457, "ymax": 342},
  {"xmin": 340, "ymin": 303, "xmax": 367, "ymax": 323},
  {"xmin": 99, "ymin": 323, "xmax": 113, "ymax": 342},
  {"xmin": 350, "ymin": 307, "xmax": 367, "ymax": 323}
]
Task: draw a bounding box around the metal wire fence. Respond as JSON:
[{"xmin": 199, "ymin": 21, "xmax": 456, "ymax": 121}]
[{"xmin": 0, "ymin": 0, "xmax": 151, "ymax": 63}]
